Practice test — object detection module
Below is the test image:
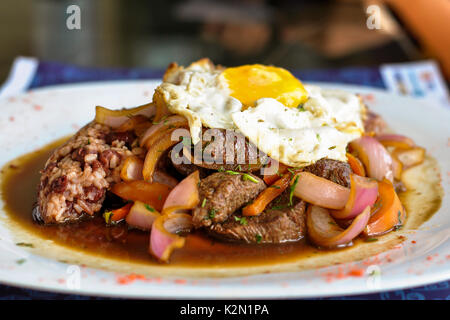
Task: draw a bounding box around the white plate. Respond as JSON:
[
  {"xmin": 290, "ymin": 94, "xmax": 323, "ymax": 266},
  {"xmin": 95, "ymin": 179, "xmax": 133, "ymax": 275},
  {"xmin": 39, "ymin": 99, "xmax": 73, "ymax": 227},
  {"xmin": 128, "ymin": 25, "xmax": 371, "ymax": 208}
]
[{"xmin": 0, "ymin": 80, "xmax": 448, "ymax": 299}]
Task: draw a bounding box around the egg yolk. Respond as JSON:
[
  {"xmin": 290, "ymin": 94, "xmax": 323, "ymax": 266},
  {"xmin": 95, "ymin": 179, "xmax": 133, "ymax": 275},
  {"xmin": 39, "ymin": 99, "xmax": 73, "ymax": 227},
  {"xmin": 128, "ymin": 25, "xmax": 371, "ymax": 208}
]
[{"xmin": 222, "ymin": 64, "xmax": 308, "ymax": 109}]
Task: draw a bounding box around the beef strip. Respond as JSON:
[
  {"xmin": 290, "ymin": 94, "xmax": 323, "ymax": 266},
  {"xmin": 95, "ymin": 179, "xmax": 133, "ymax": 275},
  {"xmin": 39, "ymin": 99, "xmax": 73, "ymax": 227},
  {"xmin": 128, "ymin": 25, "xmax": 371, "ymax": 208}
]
[
  {"xmin": 303, "ymin": 158, "xmax": 351, "ymax": 187},
  {"xmin": 189, "ymin": 128, "xmax": 267, "ymax": 172},
  {"xmin": 209, "ymin": 191, "xmax": 306, "ymax": 244},
  {"xmin": 192, "ymin": 171, "xmax": 266, "ymax": 228},
  {"xmin": 169, "ymin": 150, "xmax": 212, "ymax": 179}
]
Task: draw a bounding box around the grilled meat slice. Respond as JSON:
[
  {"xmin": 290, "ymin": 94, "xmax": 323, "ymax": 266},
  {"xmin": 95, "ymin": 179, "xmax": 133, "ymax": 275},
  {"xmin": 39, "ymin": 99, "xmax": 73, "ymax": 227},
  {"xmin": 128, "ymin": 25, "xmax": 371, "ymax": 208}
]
[{"xmin": 192, "ymin": 171, "xmax": 266, "ymax": 228}]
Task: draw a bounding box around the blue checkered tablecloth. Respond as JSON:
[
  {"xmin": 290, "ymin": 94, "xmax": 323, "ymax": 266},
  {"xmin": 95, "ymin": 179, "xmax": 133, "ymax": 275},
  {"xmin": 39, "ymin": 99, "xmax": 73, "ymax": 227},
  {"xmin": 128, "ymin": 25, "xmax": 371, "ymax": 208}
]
[{"xmin": 0, "ymin": 59, "xmax": 448, "ymax": 300}]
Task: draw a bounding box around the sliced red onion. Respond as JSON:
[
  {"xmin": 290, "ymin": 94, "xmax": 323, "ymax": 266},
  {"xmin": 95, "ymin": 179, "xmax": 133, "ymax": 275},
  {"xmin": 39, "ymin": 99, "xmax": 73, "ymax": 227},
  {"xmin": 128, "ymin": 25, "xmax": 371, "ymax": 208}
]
[
  {"xmin": 95, "ymin": 104, "xmax": 155, "ymax": 128},
  {"xmin": 149, "ymin": 213, "xmax": 193, "ymax": 262},
  {"xmin": 125, "ymin": 201, "xmax": 160, "ymax": 231},
  {"xmin": 349, "ymin": 136, "xmax": 393, "ymax": 182},
  {"xmin": 293, "ymin": 172, "xmax": 350, "ymax": 210},
  {"xmin": 331, "ymin": 174, "xmax": 378, "ymax": 219},
  {"xmin": 120, "ymin": 156, "xmax": 144, "ymax": 181},
  {"xmin": 162, "ymin": 171, "xmax": 200, "ymax": 215},
  {"xmin": 139, "ymin": 115, "xmax": 187, "ymax": 148},
  {"xmin": 307, "ymin": 205, "xmax": 371, "ymax": 248}
]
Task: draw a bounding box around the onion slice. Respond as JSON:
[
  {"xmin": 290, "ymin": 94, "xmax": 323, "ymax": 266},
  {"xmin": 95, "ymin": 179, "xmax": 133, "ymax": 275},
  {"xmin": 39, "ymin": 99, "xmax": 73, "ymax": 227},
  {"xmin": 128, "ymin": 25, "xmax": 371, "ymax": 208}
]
[
  {"xmin": 125, "ymin": 201, "xmax": 160, "ymax": 231},
  {"xmin": 120, "ymin": 156, "xmax": 144, "ymax": 181},
  {"xmin": 149, "ymin": 213, "xmax": 193, "ymax": 262},
  {"xmin": 162, "ymin": 171, "xmax": 200, "ymax": 215},
  {"xmin": 142, "ymin": 129, "xmax": 188, "ymax": 183},
  {"xmin": 307, "ymin": 205, "xmax": 371, "ymax": 248},
  {"xmin": 375, "ymin": 134, "xmax": 415, "ymax": 149},
  {"xmin": 292, "ymin": 172, "xmax": 350, "ymax": 210},
  {"xmin": 140, "ymin": 115, "xmax": 188, "ymax": 148},
  {"xmin": 331, "ymin": 174, "xmax": 378, "ymax": 219},
  {"xmin": 94, "ymin": 103, "xmax": 155, "ymax": 128},
  {"xmin": 349, "ymin": 136, "xmax": 393, "ymax": 182},
  {"xmin": 392, "ymin": 147, "xmax": 425, "ymax": 169}
]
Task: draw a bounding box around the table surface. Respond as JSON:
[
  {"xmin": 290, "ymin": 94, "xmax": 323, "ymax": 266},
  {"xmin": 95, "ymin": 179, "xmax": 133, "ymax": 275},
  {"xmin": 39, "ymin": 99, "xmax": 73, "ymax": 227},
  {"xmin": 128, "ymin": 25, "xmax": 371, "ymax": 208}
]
[{"xmin": 1, "ymin": 59, "xmax": 448, "ymax": 300}]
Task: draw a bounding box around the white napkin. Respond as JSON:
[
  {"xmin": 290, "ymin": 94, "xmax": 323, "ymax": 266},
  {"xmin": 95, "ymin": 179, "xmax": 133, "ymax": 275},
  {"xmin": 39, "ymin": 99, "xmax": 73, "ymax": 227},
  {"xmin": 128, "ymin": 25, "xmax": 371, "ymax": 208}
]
[{"xmin": 0, "ymin": 56, "xmax": 38, "ymax": 99}]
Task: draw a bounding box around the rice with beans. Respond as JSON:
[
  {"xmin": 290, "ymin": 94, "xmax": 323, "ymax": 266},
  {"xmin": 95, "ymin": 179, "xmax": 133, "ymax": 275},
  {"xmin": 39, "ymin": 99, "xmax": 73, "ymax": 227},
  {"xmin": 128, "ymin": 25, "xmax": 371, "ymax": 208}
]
[{"xmin": 36, "ymin": 121, "xmax": 144, "ymax": 224}]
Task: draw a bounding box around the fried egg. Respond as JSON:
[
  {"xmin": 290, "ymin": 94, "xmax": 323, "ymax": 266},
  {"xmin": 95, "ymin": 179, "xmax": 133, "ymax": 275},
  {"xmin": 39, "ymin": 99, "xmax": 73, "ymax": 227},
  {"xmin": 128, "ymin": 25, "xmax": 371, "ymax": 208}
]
[{"xmin": 156, "ymin": 59, "xmax": 364, "ymax": 167}]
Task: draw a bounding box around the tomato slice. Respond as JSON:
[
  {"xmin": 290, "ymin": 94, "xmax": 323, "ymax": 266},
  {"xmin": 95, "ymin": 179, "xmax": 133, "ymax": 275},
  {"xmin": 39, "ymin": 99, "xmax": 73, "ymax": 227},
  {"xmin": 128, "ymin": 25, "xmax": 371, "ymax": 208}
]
[
  {"xmin": 110, "ymin": 180, "xmax": 171, "ymax": 211},
  {"xmin": 364, "ymin": 179, "xmax": 405, "ymax": 236}
]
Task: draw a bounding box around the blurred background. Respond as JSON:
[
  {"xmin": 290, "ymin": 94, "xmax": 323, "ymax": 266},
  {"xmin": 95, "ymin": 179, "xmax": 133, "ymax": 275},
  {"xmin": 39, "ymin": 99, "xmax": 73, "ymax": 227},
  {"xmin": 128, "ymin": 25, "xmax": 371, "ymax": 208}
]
[{"xmin": 0, "ymin": 0, "xmax": 449, "ymax": 82}]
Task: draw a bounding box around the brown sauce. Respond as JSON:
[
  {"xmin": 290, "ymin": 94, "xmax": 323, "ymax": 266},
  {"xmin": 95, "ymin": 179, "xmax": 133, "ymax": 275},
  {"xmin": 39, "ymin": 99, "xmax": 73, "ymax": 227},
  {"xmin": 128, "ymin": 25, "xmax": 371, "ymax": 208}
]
[
  {"xmin": 0, "ymin": 138, "xmax": 320, "ymax": 267},
  {"xmin": 0, "ymin": 138, "xmax": 442, "ymax": 271}
]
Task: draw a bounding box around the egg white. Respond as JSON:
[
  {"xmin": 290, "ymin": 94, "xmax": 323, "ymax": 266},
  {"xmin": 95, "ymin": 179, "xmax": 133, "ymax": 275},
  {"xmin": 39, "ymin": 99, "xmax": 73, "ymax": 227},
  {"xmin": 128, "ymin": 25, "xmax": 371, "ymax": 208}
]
[{"xmin": 157, "ymin": 64, "xmax": 364, "ymax": 167}]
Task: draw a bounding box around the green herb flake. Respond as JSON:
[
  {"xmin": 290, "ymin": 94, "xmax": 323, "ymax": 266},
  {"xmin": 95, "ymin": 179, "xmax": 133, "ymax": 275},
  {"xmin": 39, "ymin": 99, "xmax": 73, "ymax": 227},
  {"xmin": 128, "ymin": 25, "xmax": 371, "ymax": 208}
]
[
  {"xmin": 242, "ymin": 173, "xmax": 259, "ymax": 183},
  {"xmin": 256, "ymin": 234, "xmax": 262, "ymax": 244},
  {"xmin": 158, "ymin": 194, "xmax": 163, "ymax": 201},
  {"xmin": 225, "ymin": 170, "xmax": 241, "ymax": 175},
  {"xmin": 297, "ymin": 104, "xmax": 306, "ymax": 112},
  {"xmin": 201, "ymin": 198, "xmax": 207, "ymax": 208},
  {"xmin": 144, "ymin": 204, "xmax": 155, "ymax": 212},
  {"xmin": 15, "ymin": 242, "xmax": 34, "ymax": 248},
  {"xmin": 289, "ymin": 175, "xmax": 300, "ymax": 206},
  {"xmin": 16, "ymin": 259, "xmax": 26, "ymax": 265},
  {"xmin": 234, "ymin": 216, "xmax": 248, "ymax": 225},
  {"xmin": 394, "ymin": 210, "xmax": 404, "ymax": 230},
  {"xmin": 208, "ymin": 208, "xmax": 216, "ymax": 219},
  {"xmin": 365, "ymin": 238, "xmax": 378, "ymax": 242},
  {"xmin": 328, "ymin": 146, "xmax": 336, "ymax": 150},
  {"xmin": 269, "ymin": 185, "xmax": 281, "ymax": 189},
  {"xmin": 103, "ymin": 211, "xmax": 113, "ymax": 224},
  {"xmin": 316, "ymin": 133, "xmax": 321, "ymax": 142}
]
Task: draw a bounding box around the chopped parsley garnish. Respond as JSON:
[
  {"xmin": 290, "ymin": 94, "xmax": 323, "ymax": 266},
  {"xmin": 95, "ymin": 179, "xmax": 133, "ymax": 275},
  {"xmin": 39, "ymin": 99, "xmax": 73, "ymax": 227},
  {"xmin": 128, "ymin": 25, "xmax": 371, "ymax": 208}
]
[
  {"xmin": 394, "ymin": 210, "xmax": 403, "ymax": 230},
  {"xmin": 208, "ymin": 208, "xmax": 216, "ymax": 219},
  {"xmin": 256, "ymin": 234, "xmax": 262, "ymax": 244},
  {"xmin": 225, "ymin": 170, "xmax": 241, "ymax": 175},
  {"xmin": 316, "ymin": 133, "xmax": 321, "ymax": 142},
  {"xmin": 297, "ymin": 104, "xmax": 306, "ymax": 112},
  {"xmin": 16, "ymin": 259, "xmax": 26, "ymax": 265},
  {"xmin": 242, "ymin": 173, "xmax": 259, "ymax": 183},
  {"xmin": 144, "ymin": 204, "xmax": 155, "ymax": 212},
  {"xmin": 329, "ymin": 221, "xmax": 337, "ymax": 226},
  {"xmin": 234, "ymin": 216, "xmax": 248, "ymax": 225},
  {"xmin": 103, "ymin": 211, "xmax": 113, "ymax": 224},
  {"xmin": 269, "ymin": 185, "xmax": 281, "ymax": 189},
  {"xmin": 16, "ymin": 242, "xmax": 34, "ymax": 248},
  {"xmin": 365, "ymin": 238, "xmax": 378, "ymax": 242},
  {"xmin": 201, "ymin": 198, "xmax": 207, "ymax": 208},
  {"xmin": 328, "ymin": 146, "xmax": 336, "ymax": 150},
  {"xmin": 218, "ymin": 166, "xmax": 225, "ymax": 172},
  {"xmin": 289, "ymin": 175, "xmax": 300, "ymax": 206},
  {"xmin": 271, "ymin": 204, "xmax": 288, "ymax": 210}
]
